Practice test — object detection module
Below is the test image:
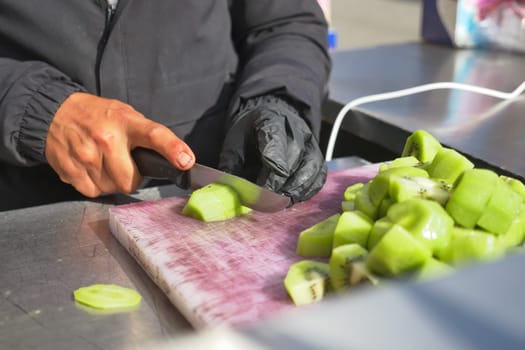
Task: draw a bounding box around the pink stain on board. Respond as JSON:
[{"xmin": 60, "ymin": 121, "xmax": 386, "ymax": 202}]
[{"xmin": 109, "ymin": 165, "xmax": 379, "ymax": 329}]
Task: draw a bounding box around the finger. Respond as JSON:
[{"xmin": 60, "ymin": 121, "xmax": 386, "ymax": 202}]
[
  {"xmin": 256, "ymin": 110, "xmax": 290, "ymax": 177},
  {"xmin": 53, "ymin": 156, "xmax": 103, "ymax": 198},
  {"xmin": 129, "ymin": 118, "xmax": 195, "ymax": 170},
  {"xmin": 102, "ymin": 137, "xmax": 143, "ymax": 194},
  {"xmin": 280, "ymin": 139, "xmax": 327, "ymax": 203},
  {"xmin": 218, "ymin": 128, "xmax": 248, "ymax": 176}
]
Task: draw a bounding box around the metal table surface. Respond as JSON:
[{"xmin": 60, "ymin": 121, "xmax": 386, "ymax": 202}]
[
  {"xmin": 0, "ymin": 157, "xmax": 368, "ymax": 350},
  {"xmin": 323, "ymin": 42, "xmax": 525, "ymax": 178}
]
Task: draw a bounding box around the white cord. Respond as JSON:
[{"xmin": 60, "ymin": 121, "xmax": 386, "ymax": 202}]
[{"xmin": 325, "ymin": 80, "xmax": 525, "ymax": 161}]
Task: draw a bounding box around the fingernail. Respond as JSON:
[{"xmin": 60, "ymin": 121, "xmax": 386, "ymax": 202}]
[{"xmin": 177, "ymin": 152, "xmax": 193, "ymax": 167}]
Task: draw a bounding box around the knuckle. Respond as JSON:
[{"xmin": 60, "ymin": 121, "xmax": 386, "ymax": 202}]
[
  {"xmin": 75, "ymin": 147, "xmax": 100, "ymax": 167},
  {"xmin": 145, "ymin": 124, "xmax": 168, "ymax": 144}
]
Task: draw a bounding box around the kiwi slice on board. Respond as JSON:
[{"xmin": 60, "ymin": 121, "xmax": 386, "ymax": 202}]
[
  {"xmin": 367, "ymin": 217, "xmax": 393, "ymax": 250},
  {"xmin": 412, "ymin": 258, "xmax": 454, "ymax": 281},
  {"xmin": 284, "ymin": 260, "xmax": 330, "ymax": 306},
  {"xmin": 365, "ymin": 224, "xmax": 431, "ymax": 277},
  {"xmin": 182, "ymin": 183, "xmax": 252, "ymax": 222},
  {"xmin": 354, "ymin": 182, "xmax": 380, "ymax": 220},
  {"xmin": 341, "ymin": 200, "xmax": 356, "ymax": 212},
  {"xmin": 379, "ymin": 156, "xmax": 421, "ymax": 172},
  {"xmin": 425, "ymin": 147, "xmax": 474, "ymax": 185},
  {"xmin": 387, "ymin": 198, "xmax": 453, "ymax": 254},
  {"xmin": 343, "ymin": 182, "xmax": 364, "ymax": 201},
  {"xmin": 445, "ymin": 168, "xmax": 498, "ymax": 229},
  {"xmin": 73, "ymin": 284, "xmax": 142, "ymax": 310},
  {"xmin": 368, "ymin": 166, "xmax": 429, "ymax": 207},
  {"xmin": 296, "ymin": 214, "xmax": 340, "ymax": 258},
  {"xmin": 333, "ymin": 211, "xmax": 373, "ymax": 249},
  {"xmin": 500, "ymin": 175, "xmax": 525, "ymax": 202},
  {"xmin": 389, "ymin": 175, "xmax": 451, "ymax": 205},
  {"xmin": 329, "ymin": 244, "xmax": 378, "ymax": 292},
  {"xmin": 437, "ymin": 227, "xmax": 503, "ymax": 266},
  {"xmin": 497, "ymin": 207, "xmax": 525, "ymax": 252},
  {"xmin": 401, "ymin": 129, "xmax": 443, "ymax": 163},
  {"xmin": 476, "ymin": 177, "xmax": 523, "ymax": 236}
]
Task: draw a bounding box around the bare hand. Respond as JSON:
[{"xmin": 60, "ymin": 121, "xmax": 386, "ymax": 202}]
[{"xmin": 45, "ymin": 92, "xmax": 195, "ymax": 197}]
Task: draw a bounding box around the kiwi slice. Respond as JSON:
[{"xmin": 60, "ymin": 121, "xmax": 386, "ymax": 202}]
[
  {"xmin": 445, "ymin": 168, "xmax": 498, "ymax": 229},
  {"xmin": 476, "ymin": 177, "xmax": 523, "ymax": 235},
  {"xmin": 296, "ymin": 214, "xmax": 340, "ymax": 258},
  {"xmin": 368, "ymin": 166, "xmax": 429, "ymax": 207},
  {"xmin": 497, "ymin": 206, "xmax": 525, "ymax": 252},
  {"xmin": 333, "ymin": 210, "xmax": 373, "ymax": 249},
  {"xmin": 365, "ymin": 224, "xmax": 431, "ymax": 277},
  {"xmin": 182, "ymin": 183, "xmax": 252, "ymax": 222},
  {"xmin": 284, "ymin": 260, "xmax": 331, "ymax": 306},
  {"xmin": 378, "ymin": 197, "xmax": 393, "ymax": 218},
  {"xmin": 389, "ymin": 175, "xmax": 451, "ymax": 205},
  {"xmin": 425, "ymin": 147, "xmax": 474, "ymax": 185},
  {"xmin": 437, "ymin": 226, "xmax": 502, "ymax": 266},
  {"xmin": 73, "ymin": 284, "xmax": 142, "ymax": 310},
  {"xmin": 500, "ymin": 175, "xmax": 525, "ymax": 202},
  {"xmin": 401, "ymin": 129, "xmax": 442, "ymax": 163},
  {"xmin": 379, "ymin": 156, "xmax": 421, "ymax": 172},
  {"xmin": 329, "ymin": 244, "xmax": 377, "ymax": 292},
  {"xmin": 412, "ymin": 258, "xmax": 454, "ymax": 281},
  {"xmin": 387, "ymin": 198, "xmax": 453, "ymax": 254},
  {"xmin": 367, "ymin": 217, "xmax": 393, "ymax": 250},
  {"xmin": 341, "ymin": 200, "xmax": 356, "ymax": 212},
  {"xmin": 354, "ymin": 182, "xmax": 379, "ymax": 220},
  {"xmin": 343, "ymin": 182, "xmax": 364, "ymax": 201}
]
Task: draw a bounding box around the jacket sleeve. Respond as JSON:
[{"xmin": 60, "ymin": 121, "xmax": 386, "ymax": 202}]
[
  {"xmin": 229, "ymin": 0, "xmax": 331, "ymax": 138},
  {"xmin": 0, "ymin": 58, "xmax": 86, "ymax": 166}
]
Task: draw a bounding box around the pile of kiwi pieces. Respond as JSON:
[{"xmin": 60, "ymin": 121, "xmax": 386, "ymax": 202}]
[{"xmin": 285, "ymin": 130, "xmax": 525, "ymax": 306}]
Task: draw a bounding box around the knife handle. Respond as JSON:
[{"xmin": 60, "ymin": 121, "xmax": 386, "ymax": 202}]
[{"xmin": 131, "ymin": 147, "xmax": 189, "ymax": 189}]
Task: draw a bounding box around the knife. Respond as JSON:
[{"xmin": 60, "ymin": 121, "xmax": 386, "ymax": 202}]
[{"xmin": 131, "ymin": 147, "xmax": 291, "ymax": 212}]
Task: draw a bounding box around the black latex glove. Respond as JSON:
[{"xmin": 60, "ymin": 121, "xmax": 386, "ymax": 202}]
[{"xmin": 218, "ymin": 95, "xmax": 327, "ymax": 204}]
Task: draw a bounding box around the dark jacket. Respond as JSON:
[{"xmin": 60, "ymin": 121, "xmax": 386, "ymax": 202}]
[{"xmin": 0, "ymin": 0, "xmax": 331, "ymax": 209}]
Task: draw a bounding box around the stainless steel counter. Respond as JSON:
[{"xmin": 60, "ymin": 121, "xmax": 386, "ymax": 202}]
[
  {"xmin": 323, "ymin": 42, "xmax": 525, "ymax": 178},
  {"xmin": 0, "ymin": 157, "xmax": 367, "ymax": 350}
]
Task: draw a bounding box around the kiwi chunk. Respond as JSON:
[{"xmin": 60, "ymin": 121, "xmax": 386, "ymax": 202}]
[
  {"xmin": 73, "ymin": 284, "xmax": 142, "ymax": 310},
  {"xmin": 476, "ymin": 177, "xmax": 522, "ymax": 235},
  {"xmin": 425, "ymin": 147, "xmax": 474, "ymax": 184},
  {"xmin": 333, "ymin": 211, "xmax": 373, "ymax": 249},
  {"xmin": 437, "ymin": 227, "xmax": 502, "ymax": 266},
  {"xmin": 366, "ymin": 224, "xmax": 431, "ymax": 277},
  {"xmin": 387, "ymin": 198, "xmax": 453, "ymax": 254},
  {"xmin": 182, "ymin": 183, "xmax": 252, "ymax": 222},
  {"xmin": 284, "ymin": 260, "xmax": 330, "ymax": 306},
  {"xmin": 445, "ymin": 168, "xmax": 498, "ymax": 229},
  {"xmin": 296, "ymin": 214, "xmax": 340, "ymax": 258},
  {"xmin": 368, "ymin": 166, "xmax": 429, "ymax": 207},
  {"xmin": 401, "ymin": 129, "xmax": 442, "ymax": 163},
  {"xmin": 329, "ymin": 244, "xmax": 377, "ymax": 292}
]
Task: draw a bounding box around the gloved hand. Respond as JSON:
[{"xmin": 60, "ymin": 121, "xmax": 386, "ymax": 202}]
[{"xmin": 218, "ymin": 95, "xmax": 327, "ymax": 204}]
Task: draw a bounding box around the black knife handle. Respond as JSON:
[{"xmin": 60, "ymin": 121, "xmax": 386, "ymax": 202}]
[{"xmin": 131, "ymin": 147, "xmax": 189, "ymax": 189}]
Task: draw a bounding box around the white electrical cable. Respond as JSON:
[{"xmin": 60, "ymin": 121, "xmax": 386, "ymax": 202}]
[{"xmin": 325, "ymin": 80, "xmax": 525, "ymax": 161}]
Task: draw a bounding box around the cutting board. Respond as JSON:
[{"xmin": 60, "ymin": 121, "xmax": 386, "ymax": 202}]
[{"xmin": 109, "ymin": 164, "xmax": 379, "ymax": 329}]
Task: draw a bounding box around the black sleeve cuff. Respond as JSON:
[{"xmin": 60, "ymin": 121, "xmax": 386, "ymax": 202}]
[{"xmin": 18, "ymin": 78, "xmax": 86, "ymax": 163}]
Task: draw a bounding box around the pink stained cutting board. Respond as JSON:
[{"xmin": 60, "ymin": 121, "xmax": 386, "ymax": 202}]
[{"xmin": 108, "ymin": 164, "xmax": 379, "ymax": 329}]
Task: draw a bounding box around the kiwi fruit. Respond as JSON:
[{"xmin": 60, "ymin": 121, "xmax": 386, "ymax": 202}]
[
  {"xmin": 182, "ymin": 183, "xmax": 252, "ymax": 222},
  {"xmin": 332, "ymin": 211, "xmax": 373, "ymax": 249},
  {"xmin": 401, "ymin": 129, "xmax": 443, "ymax": 163},
  {"xmin": 425, "ymin": 147, "xmax": 474, "ymax": 185},
  {"xmin": 445, "ymin": 168, "xmax": 499, "ymax": 229},
  {"xmin": 296, "ymin": 214, "xmax": 340, "ymax": 258},
  {"xmin": 389, "ymin": 175, "xmax": 451, "ymax": 205},
  {"xmin": 284, "ymin": 260, "xmax": 331, "ymax": 306},
  {"xmin": 329, "ymin": 244, "xmax": 377, "ymax": 292}
]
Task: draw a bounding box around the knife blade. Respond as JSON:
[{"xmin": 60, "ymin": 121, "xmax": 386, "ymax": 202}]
[{"xmin": 131, "ymin": 147, "xmax": 291, "ymax": 212}]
